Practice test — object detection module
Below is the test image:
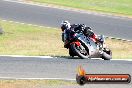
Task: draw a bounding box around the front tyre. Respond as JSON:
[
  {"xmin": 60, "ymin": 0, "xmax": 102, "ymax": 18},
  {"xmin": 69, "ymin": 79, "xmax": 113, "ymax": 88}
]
[
  {"xmin": 69, "ymin": 47, "xmax": 76, "ymax": 57},
  {"xmin": 70, "ymin": 43, "xmax": 89, "ymax": 59}
]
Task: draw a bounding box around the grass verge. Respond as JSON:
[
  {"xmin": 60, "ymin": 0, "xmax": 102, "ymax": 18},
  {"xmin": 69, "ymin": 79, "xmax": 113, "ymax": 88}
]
[
  {"xmin": 30, "ymin": 0, "xmax": 132, "ymax": 16},
  {"xmin": 0, "ymin": 20, "xmax": 132, "ymax": 59},
  {"xmin": 0, "ymin": 80, "xmax": 76, "ymax": 88}
]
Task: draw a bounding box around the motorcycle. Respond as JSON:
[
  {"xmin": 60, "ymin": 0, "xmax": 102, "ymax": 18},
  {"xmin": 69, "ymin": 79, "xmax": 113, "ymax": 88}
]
[{"xmin": 62, "ymin": 30, "xmax": 112, "ymax": 60}]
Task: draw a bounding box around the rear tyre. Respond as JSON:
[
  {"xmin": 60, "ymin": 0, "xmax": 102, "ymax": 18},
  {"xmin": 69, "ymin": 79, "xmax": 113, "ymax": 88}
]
[
  {"xmin": 101, "ymin": 49, "xmax": 112, "ymax": 60},
  {"xmin": 70, "ymin": 43, "xmax": 89, "ymax": 59}
]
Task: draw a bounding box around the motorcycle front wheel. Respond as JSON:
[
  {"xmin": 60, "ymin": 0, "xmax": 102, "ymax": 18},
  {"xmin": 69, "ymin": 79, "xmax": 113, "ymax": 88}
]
[{"xmin": 70, "ymin": 43, "xmax": 89, "ymax": 59}]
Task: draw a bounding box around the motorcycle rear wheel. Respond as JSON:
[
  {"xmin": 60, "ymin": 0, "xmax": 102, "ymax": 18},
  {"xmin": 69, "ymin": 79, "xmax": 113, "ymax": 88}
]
[{"xmin": 101, "ymin": 49, "xmax": 112, "ymax": 60}]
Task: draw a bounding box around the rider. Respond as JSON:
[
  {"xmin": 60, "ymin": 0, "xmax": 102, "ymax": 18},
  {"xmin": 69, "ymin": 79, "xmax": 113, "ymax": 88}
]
[
  {"xmin": 61, "ymin": 21, "xmax": 71, "ymax": 43},
  {"xmin": 61, "ymin": 21, "xmax": 103, "ymax": 48}
]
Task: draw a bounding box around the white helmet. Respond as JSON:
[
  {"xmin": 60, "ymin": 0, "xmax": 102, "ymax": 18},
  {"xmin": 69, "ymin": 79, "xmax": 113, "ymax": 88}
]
[{"xmin": 61, "ymin": 20, "xmax": 71, "ymax": 31}]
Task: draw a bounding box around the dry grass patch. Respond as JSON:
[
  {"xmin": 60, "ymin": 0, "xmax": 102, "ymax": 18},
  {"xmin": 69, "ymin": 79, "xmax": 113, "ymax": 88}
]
[
  {"xmin": 0, "ymin": 20, "xmax": 68, "ymax": 56},
  {"xmin": 105, "ymin": 39, "xmax": 132, "ymax": 59},
  {"xmin": 0, "ymin": 20, "xmax": 132, "ymax": 59},
  {"xmin": 0, "ymin": 80, "xmax": 76, "ymax": 88}
]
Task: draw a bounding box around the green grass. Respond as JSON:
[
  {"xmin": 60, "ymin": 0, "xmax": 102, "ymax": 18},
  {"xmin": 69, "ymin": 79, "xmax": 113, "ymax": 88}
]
[
  {"xmin": 31, "ymin": 0, "xmax": 132, "ymax": 16},
  {"xmin": 0, "ymin": 20, "xmax": 132, "ymax": 59},
  {"xmin": 0, "ymin": 80, "xmax": 76, "ymax": 88}
]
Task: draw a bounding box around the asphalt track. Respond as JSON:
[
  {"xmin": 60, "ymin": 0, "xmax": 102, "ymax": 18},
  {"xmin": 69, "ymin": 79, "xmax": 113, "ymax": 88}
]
[
  {"xmin": 0, "ymin": 56, "xmax": 132, "ymax": 88},
  {"xmin": 1, "ymin": 56, "xmax": 132, "ymax": 79},
  {"xmin": 0, "ymin": 0, "xmax": 132, "ymax": 40},
  {"xmin": 0, "ymin": 1, "xmax": 132, "ymax": 88}
]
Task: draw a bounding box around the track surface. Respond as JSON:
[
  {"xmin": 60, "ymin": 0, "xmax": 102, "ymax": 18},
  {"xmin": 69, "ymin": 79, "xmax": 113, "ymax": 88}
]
[
  {"xmin": 0, "ymin": 56, "xmax": 132, "ymax": 88},
  {"xmin": 0, "ymin": 0, "xmax": 132, "ymax": 40},
  {"xmin": 0, "ymin": 1, "xmax": 132, "ymax": 88},
  {"xmin": 0, "ymin": 56, "xmax": 132, "ymax": 79}
]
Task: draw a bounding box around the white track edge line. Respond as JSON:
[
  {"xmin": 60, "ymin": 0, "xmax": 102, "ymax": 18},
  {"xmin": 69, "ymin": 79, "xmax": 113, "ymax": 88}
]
[
  {"xmin": 0, "ymin": 55, "xmax": 53, "ymax": 58},
  {"xmin": 1, "ymin": 19, "xmax": 58, "ymax": 30},
  {"xmin": 0, "ymin": 55, "xmax": 132, "ymax": 61},
  {"xmin": 112, "ymin": 59, "xmax": 132, "ymax": 61},
  {"xmin": 0, "ymin": 77, "xmax": 76, "ymax": 81}
]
